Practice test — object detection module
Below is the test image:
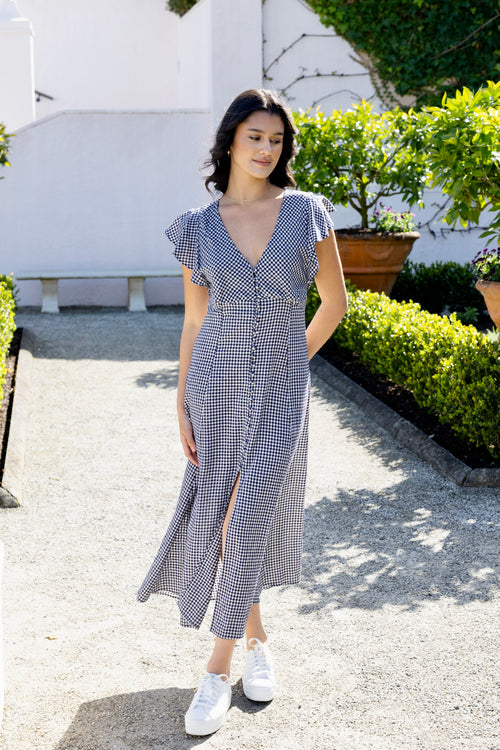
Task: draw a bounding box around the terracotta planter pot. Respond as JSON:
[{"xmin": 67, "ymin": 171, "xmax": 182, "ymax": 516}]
[
  {"xmin": 335, "ymin": 231, "xmax": 420, "ymax": 295},
  {"xmin": 475, "ymin": 279, "xmax": 500, "ymax": 334}
]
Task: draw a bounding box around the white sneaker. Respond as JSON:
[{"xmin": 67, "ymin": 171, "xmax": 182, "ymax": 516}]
[
  {"xmin": 184, "ymin": 672, "xmax": 231, "ymax": 736},
  {"xmin": 242, "ymin": 637, "xmax": 276, "ymax": 702}
]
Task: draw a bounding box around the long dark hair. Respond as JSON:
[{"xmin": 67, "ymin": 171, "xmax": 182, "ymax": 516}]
[{"xmin": 205, "ymin": 89, "xmax": 297, "ymax": 194}]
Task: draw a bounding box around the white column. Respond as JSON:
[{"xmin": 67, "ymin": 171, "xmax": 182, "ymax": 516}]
[
  {"xmin": 210, "ymin": 0, "xmax": 263, "ymax": 128},
  {"xmin": 0, "ymin": 0, "xmax": 35, "ymax": 131}
]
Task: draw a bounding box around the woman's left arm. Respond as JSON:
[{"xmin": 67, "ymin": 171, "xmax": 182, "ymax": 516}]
[{"xmin": 306, "ymin": 229, "xmax": 348, "ymax": 361}]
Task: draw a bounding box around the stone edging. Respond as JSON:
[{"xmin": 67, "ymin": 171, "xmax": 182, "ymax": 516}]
[
  {"xmin": 310, "ymin": 354, "xmax": 500, "ymax": 488},
  {"xmin": 0, "ymin": 328, "xmax": 34, "ymax": 508}
]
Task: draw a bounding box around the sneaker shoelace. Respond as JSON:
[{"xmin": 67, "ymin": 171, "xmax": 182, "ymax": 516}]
[
  {"xmin": 247, "ymin": 638, "xmax": 272, "ymax": 678},
  {"xmin": 192, "ymin": 673, "xmax": 228, "ymax": 709}
]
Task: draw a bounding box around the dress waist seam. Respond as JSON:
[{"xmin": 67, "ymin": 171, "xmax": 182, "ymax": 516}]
[{"xmin": 209, "ymin": 297, "xmax": 306, "ymax": 312}]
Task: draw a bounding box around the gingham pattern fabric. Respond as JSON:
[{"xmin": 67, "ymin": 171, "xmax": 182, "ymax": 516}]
[{"xmin": 137, "ymin": 190, "xmax": 334, "ymax": 639}]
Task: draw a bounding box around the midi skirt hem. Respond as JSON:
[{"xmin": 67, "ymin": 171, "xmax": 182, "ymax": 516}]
[{"xmin": 139, "ymin": 572, "xmax": 302, "ymax": 639}]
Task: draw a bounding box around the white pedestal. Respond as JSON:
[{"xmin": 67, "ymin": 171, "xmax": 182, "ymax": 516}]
[
  {"xmin": 0, "ymin": 1, "xmax": 35, "ymax": 131},
  {"xmin": 41, "ymin": 279, "xmax": 60, "ymax": 313},
  {"xmin": 128, "ymin": 277, "xmax": 147, "ymax": 312}
]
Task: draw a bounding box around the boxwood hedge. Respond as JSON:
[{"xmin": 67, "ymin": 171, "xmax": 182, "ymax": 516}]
[
  {"xmin": 307, "ymin": 284, "xmax": 500, "ymax": 458},
  {"xmin": 0, "ymin": 275, "xmax": 16, "ymax": 409}
]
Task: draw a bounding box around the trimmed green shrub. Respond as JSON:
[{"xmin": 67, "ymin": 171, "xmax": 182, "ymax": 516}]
[
  {"xmin": 0, "ymin": 276, "xmax": 16, "ymax": 410},
  {"xmin": 307, "ymin": 283, "xmax": 500, "ymax": 458},
  {"xmin": 0, "ymin": 274, "xmax": 19, "ymax": 312},
  {"xmin": 391, "ymin": 260, "xmax": 486, "ymax": 321}
]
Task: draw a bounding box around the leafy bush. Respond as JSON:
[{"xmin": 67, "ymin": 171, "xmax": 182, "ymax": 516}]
[
  {"xmin": 307, "ymin": 283, "xmax": 500, "ymax": 458},
  {"xmin": 0, "ymin": 276, "xmax": 16, "ymax": 410},
  {"xmin": 0, "ymin": 122, "xmax": 13, "ymax": 177},
  {"xmin": 471, "ymin": 248, "xmax": 500, "ymax": 282},
  {"xmin": 391, "ymin": 260, "xmax": 486, "ymax": 319},
  {"xmin": 422, "ymin": 81, "xmax": 500, "ymax": 242},
  {"xmin": 0, "ymin": 274, "xmax": 19, "ymax": 312},
  {"xmin": 166, "ymin": 0, "xmax": 197, "ymax": 15},
  {"xmin": 306, "ymin": 0, "xmax": 500, "ymax": 107},
  {"xmin": 293, "ymin": 103, "xmax": 429, "ymax": 228}
]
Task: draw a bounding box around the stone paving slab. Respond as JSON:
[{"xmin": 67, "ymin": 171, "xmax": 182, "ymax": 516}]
[{"xmin": 0, "ymin": 310, "xmax": 498, "ymax": 750}]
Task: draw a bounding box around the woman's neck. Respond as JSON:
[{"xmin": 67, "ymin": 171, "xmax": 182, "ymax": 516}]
[{"xmin": 223, "ymin": 177, "xmax": 276, "ymax": 205}]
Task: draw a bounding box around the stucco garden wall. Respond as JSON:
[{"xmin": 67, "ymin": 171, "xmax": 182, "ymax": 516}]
[
  {"xmin": 0, "ymin": 0, "xmax": 487, "ymax": 307},
  {"xmin": 15, "ymin": 0, "xmax": 179, "ymax": 118},
  {"xmin": 263, "ymin": 0, "xmax": 379, "ymax": 114},
  {"xmin": 1, "ymin": 110, "xmax": 211, "ymax": 307}
]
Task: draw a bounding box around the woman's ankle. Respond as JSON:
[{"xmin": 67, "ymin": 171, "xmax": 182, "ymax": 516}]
[
  {"xmin": 244, "ymin": 631, "xmax": 268, "ymax": 649},
  {"xmin": 206, "ymin": 658, "xmax": 231, "ymax": 677},
  {"xmin": 206, "ymin": 637, "xmax": 236, "ymax": 676}
]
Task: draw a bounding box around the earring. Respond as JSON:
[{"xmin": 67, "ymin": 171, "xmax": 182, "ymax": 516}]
[{"xmin": 227, "ymin": 150, "xmax": 230, "ymax": 156}]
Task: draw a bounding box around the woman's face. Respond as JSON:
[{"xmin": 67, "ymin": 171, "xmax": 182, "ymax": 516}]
[{"xmin": 229, "ymin": 110, "xmax": 284, "ymax": 181}]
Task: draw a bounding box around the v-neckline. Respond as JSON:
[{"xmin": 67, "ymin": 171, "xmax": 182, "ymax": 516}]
[{"xmin": 215, "ymin": 192, "xmax": 287, "ymax": 270}]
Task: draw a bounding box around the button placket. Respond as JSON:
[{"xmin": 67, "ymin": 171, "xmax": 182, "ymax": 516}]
[{"xmin": 243, "ymin": 268, "xmax": 261, "ymax": 455}]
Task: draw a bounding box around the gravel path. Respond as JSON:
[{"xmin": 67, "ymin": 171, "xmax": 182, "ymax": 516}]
[{"xmin": 0, "ymin": 309, "xmax": 498, "ymax": 750}]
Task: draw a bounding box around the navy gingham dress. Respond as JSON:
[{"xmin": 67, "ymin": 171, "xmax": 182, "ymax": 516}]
[{"xmin": 137, "ymin": 190, "xmax": 334, "ymax": 639}]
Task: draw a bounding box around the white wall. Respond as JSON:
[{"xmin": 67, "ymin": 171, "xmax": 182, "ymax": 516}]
[
  {"xmin": 178, "ymin": 0, "xmax": 211, "ymax": 110},
  {"xmin": 209, "ymin": 0, "xmax": 262, "ymax": 126},
  {"xmin": 16, "ymin": 0, "xmax": 179, "ymax": 121},
  {"xmin": 0, "ymin": 110, "xmax": 211, "ymax": 306},
  {"xmin": 178, "ymin": 0, "xmax": 263, "ymax": 128},
  {"xmin": 263, "ymin": 0, "xmax": 380, "ymax": 113},
  {"xmin": 1, "ymin": 0, "xmax": 488, "ymax": 310},
  {"xmin": 0, "ymin": 2, "xmax": 35, "ymax": 131}
]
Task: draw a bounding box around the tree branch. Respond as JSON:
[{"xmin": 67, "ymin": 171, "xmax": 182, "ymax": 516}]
[
  {"xmin": 263, "ymin": 33, "xmax": 338, "ymax": 76},
  {"xmin": 431, "ymin": 13, "xmax": 500, "ymax": 61},
  {"xmin": 279, "ymin": 69, "xmax": 369, "ymax": 97}
]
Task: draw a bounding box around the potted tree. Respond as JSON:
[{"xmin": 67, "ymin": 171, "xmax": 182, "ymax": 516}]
[
  {"xmin": 422, "ymin": 81, "xmax": 500, "ymax": 331},
  {"xmin": 293, "ymin": 101, "xmax": 430, "ymax": 294},
  {"xmin": 471, "ymin": 248, "xmax": 500, "ymax": 334}
]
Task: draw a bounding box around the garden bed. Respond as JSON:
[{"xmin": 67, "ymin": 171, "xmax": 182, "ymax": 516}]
[
  {"xmin": 320, "ymin": 338, "xmax": 499, "ymax": 470},
  {"xmin": 0, "ymin": 328, "xmax": 21, "ymax": 482}
]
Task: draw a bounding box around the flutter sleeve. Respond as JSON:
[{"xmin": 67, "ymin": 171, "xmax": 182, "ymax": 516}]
[
  {"xmin": 165, "ymin": 209, "xmax": 208, "ymax": 287},
  {"xmin": 306, "ymin": 193, "xmax": 335, "ymax": 284}
]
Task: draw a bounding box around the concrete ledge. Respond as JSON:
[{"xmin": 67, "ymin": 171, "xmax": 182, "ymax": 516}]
[
  {"xmin": 0, "ymin": 328, "xmax": 34, "ymax": 508},
  {"xmin": 310, "ymin": 354, "xmax": 500, "ymax": 488},
  {"xmin": 16, "ymin": 271, "xmax": 182, "ymax": 314}
]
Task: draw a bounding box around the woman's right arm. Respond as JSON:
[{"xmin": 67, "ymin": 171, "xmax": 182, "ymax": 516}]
[{"xmin": 177, "ymin": 264, "xmax": 209, "ymax": 466}]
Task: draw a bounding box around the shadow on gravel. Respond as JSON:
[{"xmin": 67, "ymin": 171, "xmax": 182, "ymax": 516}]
[
  {"xmin": 311, "ymin": 380, "xmax": 410, "ymax": 473},
  {"xmin": 55, "ymin": 684, "xmax": 266, "ymax": 749},
  {"xmin": 300, "ymin": 484, "xmax": 499, "ymax": 615},
  {"xmin": 135, "ymin": 366, "xmax": 179, "ymax": 390}
]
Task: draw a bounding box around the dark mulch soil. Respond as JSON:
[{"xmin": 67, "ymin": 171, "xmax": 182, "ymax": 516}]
[
  {"xmin": 0, "ymin": 328, "xmax": 22, "ymax": 482},
  {"xmin": 319, "ymin": 338, "xmax": 499, "ymax": 470}
]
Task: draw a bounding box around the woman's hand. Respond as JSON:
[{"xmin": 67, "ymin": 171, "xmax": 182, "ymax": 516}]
[
  {"xmin": 178, "ymin": 408, "xmax": 199, "ymax": 467},
  {"xmin": 176, "ymin": 265, "xmax": 209, "ymax": 468}
]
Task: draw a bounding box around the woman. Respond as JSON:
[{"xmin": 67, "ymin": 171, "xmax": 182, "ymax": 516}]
[{"xmin": 138, "ymin": 89, "xmax": 348, "ymax": 736}]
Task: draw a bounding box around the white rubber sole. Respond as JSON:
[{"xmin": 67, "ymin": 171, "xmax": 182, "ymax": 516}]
[
  {"xmin": 242, "ymin": 680, "xmax": 276, "ymax": 702},
  {"xmin": 185, "ymin": 711, "xmax": 228, "ymax": 736}
]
